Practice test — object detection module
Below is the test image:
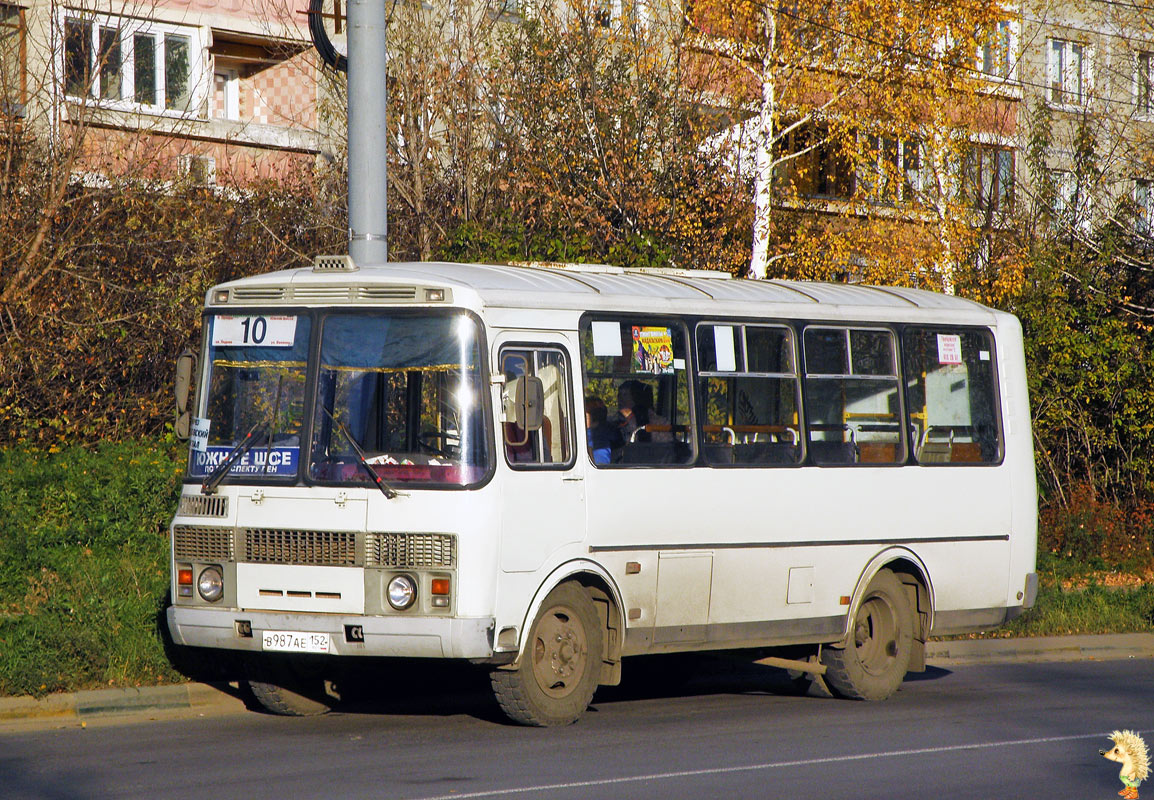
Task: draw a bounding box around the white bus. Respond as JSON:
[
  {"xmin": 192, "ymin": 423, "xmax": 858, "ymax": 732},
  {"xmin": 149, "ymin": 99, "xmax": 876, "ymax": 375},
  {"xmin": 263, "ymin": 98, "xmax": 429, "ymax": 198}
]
[{"xmin": 167, "ymin": 256, "xmax": 1038, "ymax": 725}]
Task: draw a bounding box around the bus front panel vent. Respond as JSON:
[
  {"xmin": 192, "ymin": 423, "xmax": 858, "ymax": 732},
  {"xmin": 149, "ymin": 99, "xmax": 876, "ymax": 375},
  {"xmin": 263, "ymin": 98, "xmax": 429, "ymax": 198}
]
[
  {"xmin": 358, "ymin": 286, "xmax": 419, "ymax": 302},
  {"xmin": 173, "ymin": 525, "xmax": 235, "ymax": 562},
  {"xmin": 231, "ymin": 286, "xmax": 287, "ymax": 303},
  {"xmin": 292, "ymin": 286, "xmax": 354, "ymax": 303},
  {"xmin": 243, "ymin": 528, "xmax": 359, "ymax": 567},
  {"xmin": 368, "ymin": 533, "xmax": 456, "ymax": 569},
  {"xmin": 178, "ymin": 494, "xmax": 229, "ymax": 518}
]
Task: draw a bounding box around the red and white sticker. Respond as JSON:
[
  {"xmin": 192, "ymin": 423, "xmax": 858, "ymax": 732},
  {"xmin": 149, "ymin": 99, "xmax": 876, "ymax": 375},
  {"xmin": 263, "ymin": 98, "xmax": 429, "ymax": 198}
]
[{"xmin": 937, "ymin": 334, "xmax": 963, "ymax": 365}]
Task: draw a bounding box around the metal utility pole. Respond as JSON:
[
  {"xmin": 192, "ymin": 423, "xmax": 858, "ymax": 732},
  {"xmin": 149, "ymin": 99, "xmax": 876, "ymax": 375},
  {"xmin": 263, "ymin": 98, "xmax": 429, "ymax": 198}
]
[{"xmin": 344, "ymin": 0, "xmax": 389, "ymax": 266}]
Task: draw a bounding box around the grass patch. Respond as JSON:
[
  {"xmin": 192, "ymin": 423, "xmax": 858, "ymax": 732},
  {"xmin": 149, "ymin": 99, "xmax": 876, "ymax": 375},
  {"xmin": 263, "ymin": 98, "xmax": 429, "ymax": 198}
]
[
  {"xmin": 943, "ymin": 551, "xmax": 1154, "ymax": 640},
  {"xmin": 0, "ymin": 438, "xmax": 185, "ymax": 697}
]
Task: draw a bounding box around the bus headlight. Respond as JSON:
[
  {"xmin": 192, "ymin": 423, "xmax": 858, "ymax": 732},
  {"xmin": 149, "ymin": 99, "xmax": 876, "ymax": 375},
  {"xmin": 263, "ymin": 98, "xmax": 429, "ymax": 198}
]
[
  {"xmin": 197, "ymin": 567, "xmax": 224, "ymax": 603},
  {"xmin": 387, "ymin": 575, "xmax": 417, "ymax": 610}
]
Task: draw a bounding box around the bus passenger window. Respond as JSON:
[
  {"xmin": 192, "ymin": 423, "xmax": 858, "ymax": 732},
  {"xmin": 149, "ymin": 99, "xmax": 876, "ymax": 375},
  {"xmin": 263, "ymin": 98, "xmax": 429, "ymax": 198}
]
[
  {"xmin": 803, "ymin": 327, "xmax": 904, "ymax": 465},
  {"xmin": 902, "ymin": 328, "xmax": 1001, "ymax": 464},
  {"xmin": 580, "ymin": 318, "xmax": 693, "ymax": 466},
  {"xmin": 696, "ymin": 323, "xmax": 801, "ymax": 466},
  {"xmin": 500, "ymin": 347, "xmax": 574, "ymax": 468}
]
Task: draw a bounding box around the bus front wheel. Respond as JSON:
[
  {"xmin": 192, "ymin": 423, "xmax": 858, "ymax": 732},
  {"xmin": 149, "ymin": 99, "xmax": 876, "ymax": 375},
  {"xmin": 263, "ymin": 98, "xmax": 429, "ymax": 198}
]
[
  {"xmin": 491, "ymin": 582, "xmax": 603, "ymax": 726},
  {"xmin": 822, "ymin": 569, "xmax": 914, "ymax": 701},
  {"xmin": 246, "ymin": 657, "xmax": 336, "ymax": 717}
]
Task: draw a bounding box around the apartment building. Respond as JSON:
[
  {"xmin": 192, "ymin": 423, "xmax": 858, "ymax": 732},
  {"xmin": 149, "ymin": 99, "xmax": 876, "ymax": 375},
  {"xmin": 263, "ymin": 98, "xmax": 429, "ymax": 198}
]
[
  {"xmin": 1016, "ymin": 0, "xmax": 1154, "ymax": 238},
  {"xmin": 1, "ymin": 0, "xmax": 326, "ymax": 184}
]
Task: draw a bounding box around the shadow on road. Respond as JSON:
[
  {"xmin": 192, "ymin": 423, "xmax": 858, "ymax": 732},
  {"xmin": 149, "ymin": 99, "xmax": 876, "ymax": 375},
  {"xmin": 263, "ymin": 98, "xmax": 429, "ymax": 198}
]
[{"xmin": 296, "ymin": 652, "xmax": 945, "ymax": 723}]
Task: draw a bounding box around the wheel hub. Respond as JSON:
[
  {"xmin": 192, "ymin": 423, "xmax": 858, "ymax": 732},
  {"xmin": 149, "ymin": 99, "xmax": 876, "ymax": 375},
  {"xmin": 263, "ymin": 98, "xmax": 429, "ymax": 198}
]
[{"xmin": 531, "ymin": 606, "xmax": 588, "ymax": 698}]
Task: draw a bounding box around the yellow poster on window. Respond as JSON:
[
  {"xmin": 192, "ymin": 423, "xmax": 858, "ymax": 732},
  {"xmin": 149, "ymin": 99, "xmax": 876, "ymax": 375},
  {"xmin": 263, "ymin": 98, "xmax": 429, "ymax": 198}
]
[{"xmin": 632, "ymin": 326, "xmax": 674, "ymax": 375}]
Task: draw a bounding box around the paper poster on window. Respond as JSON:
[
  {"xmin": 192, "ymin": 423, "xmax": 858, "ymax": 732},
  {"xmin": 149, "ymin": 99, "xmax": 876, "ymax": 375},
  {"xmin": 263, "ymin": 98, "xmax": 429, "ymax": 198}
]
[
  {"xmin": 714, "ymin": 326, "xmax": 737, "ymax": 372},
  {"xmin": 632, "ymin": 326, "xmax": 675, "ymax": 374},
  {"xmin": 937, "ymin": 334, "xmax": 963, "ymax": 365},
  {"xmin": 591, "ymin": 321, "xmax": 623, "ymax": 357},
  {"xmin": 190, "ymin": 417, "xmax": 211, "ymax": 453}
]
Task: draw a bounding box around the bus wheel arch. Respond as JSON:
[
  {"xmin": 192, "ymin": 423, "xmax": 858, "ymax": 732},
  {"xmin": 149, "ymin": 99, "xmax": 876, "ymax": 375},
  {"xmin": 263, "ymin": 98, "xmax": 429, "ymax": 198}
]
[
  {"xmin": 823, "ymin": 551, "xmax": 933, "ymax": 700},
  {"xmin": 491, "ymin": 580, "xmax": 604, "ymax": 726},
  {"xmin": 489, "ymin": 565, "xmax": 625, "ymax": 726}
]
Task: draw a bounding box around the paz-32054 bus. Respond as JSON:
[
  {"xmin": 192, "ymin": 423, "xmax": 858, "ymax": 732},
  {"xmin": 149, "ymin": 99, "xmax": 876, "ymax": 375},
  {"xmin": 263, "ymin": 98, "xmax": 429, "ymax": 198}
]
[{"xmin": 166, "ymin": 256, "xmax": 1037, "ymax": 725}]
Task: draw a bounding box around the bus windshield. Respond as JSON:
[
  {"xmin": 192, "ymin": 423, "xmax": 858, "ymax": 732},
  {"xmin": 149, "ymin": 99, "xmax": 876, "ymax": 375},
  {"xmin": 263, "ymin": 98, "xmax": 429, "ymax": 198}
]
[
  {"xmin": 308, "ymin": 312, "xmax": 490, "ymax": 487},
  {"xmin": 190, "ymin": 313, "xmax": 312, "ymax": 481}
]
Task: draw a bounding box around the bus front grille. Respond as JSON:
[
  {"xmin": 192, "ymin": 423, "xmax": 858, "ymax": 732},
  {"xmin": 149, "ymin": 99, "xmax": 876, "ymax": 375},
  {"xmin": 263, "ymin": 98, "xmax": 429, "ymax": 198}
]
[
  {"xmin": 243, "ymin": 529, "xmax": 358, "ymax": 566},
  {"xmin": 173, "ymin": 525, "xmax": 235, "ymax": 562},
  {"xmin": 369, "ymin": 533, "xmax": 456, "ymax": 568}
]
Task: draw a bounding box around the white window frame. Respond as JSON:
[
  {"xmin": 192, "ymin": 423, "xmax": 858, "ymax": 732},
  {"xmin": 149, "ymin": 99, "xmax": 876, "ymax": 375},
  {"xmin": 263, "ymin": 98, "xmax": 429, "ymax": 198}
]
[
  {"xmin": 977, "ymin": 20, "xmax": 1015, "ymax": 82},
  {"xmin": 213, "ymin": 68, "xmax": 239, "ymax": 121},
  {"xmin": 1052, "ymin": 169, "xmax": 1091, "ymax": 231},
  {"xmin": 1136, "ymin": 50, "xmax": 1153, "ymax": 119},
  {"xmin": 1047, "ymin": 37, "xmax": 1090, "ymax": 109},
  {"xmin": 58, "ymin": 11, "xmax": 207, "ymax": 118},
  {"xmin": 1137, "ymin": 179, "xmax": 1153, "ymax": 237}
]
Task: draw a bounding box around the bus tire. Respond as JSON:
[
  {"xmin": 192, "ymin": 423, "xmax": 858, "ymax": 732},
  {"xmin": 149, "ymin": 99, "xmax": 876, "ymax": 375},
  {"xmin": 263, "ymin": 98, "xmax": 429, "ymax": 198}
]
[
  {"xmin": 822, "ymin": 569, "xmax": 914, "ymax": 701},
  {"xmin": 247, "ymin": 659, "xmax": 335, "ymax": 717},
  {"xmin": 491, "ymin": 582, "xmax": 603, "ymax": 726}
]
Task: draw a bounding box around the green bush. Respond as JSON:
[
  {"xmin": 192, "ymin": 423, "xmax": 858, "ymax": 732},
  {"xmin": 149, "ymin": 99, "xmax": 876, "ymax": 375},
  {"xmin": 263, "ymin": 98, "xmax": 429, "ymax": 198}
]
[{"xmin": 0, "ymin": 438, "xmax": 185, "ymax": 697}]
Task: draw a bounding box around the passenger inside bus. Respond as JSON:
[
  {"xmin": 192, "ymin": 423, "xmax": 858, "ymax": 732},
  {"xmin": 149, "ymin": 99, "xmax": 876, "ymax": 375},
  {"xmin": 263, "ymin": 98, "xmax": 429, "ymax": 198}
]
[
  {"xmin": 585, "ymin": 395, "xmax": 623, "ymax": 464},
  {"xmin": 615, "ymin": 379, "xmax": 671, "ymax": 443}
]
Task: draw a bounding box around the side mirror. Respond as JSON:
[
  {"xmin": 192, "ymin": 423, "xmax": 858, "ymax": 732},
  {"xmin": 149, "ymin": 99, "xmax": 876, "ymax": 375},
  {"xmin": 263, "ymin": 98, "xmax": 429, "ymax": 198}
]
[
  {"xmin": 502, "ymin": 374, "xmax": 544, "ymax": 444},
  {"xmin": 174, "ymin": 350, "xmax": 198, "ymax": 440}
]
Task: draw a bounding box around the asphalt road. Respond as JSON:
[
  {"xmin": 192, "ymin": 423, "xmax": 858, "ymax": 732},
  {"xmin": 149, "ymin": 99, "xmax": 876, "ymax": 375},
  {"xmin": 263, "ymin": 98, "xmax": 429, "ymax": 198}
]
[{"xmin": 1, "ymin": 655, "xmax": 1151, "ymax": 800}]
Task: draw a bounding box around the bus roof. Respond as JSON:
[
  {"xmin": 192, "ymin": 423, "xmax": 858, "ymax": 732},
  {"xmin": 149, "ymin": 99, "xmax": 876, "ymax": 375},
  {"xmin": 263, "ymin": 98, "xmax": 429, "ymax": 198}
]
[{"xmin": 212, "ymin": 259, "xmax": 1001, "ymax": 321}]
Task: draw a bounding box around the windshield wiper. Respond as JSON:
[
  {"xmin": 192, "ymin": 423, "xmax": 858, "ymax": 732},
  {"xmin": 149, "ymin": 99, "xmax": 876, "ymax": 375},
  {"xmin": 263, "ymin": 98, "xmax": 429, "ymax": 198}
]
[
  {"xmin": 322, "ymin": 407, "xmax": 405, "ymax": 500},
  {"xmin": 201, "ymin": 421, "xmax": 265, "ymax": 495}
]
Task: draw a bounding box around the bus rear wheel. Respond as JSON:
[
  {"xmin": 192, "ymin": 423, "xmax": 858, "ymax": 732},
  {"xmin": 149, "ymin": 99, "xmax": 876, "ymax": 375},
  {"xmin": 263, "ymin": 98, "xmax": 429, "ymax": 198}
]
[
  {"xmin": 247, "ymin": 658, "xmax": 336, "ymax": 717},
  {"xmin": 491, "ymin": 582, "xmax": 603, "ymax": 726},
  {"xmin": 823, "ymin": 569, "xmax": 914, "ymax": 701}
]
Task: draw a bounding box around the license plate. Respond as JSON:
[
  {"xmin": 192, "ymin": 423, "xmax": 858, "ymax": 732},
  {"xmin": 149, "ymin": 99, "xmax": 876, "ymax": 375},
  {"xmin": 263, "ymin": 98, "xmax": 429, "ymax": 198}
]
[{"xmin": 261, "ymin": 631, "xmax": 331, "ymax": 654}]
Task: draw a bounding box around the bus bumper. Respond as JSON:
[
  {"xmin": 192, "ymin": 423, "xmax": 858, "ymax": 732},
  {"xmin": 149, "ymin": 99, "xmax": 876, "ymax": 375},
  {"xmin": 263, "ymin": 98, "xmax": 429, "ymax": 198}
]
[{"xmin": 166, "ymin": 606, "xmax": 495, "ymax": 660}]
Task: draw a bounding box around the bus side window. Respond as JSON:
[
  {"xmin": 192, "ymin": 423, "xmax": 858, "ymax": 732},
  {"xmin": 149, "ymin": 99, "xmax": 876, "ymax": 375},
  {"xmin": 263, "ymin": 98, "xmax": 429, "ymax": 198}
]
[
  {"xmin": 803, "ymin": 326, "xmax": 904, "ymax": 466},
  {"xmin": 696, "ymin": 323, "xmax": 801, "ymax": 466},
  {"xmin": 500, "ymin": 347, "xmax": 573, "ymax": 468},
  {"xmin": 580, "ymin": 318, "xmax": 694, "ymax": 466},
  {"xmin": 902, "ymin": 328, "xmax": 1002, "ymax": 464}
]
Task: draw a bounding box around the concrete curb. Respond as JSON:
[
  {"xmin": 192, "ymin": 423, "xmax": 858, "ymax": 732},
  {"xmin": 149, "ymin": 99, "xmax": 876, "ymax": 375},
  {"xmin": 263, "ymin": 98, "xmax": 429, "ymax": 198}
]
[
  {"xmin": 925, "ymin": 632, "xmax": 1154, "ymax": 666},
  {"xmin": 0, "ymin": 682, "xmax": 247, "ymax": 728},
  {"xmin": 2, "ymin": 633, "xmax": 1152, "ymax": 727}
]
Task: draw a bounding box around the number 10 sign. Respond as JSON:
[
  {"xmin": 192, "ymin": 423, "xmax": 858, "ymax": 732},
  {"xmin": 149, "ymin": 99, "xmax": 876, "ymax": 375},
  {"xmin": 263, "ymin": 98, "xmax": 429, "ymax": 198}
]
[{"xmin": 212, "ymin": 315, "xmax": 297, "ymax": 347}]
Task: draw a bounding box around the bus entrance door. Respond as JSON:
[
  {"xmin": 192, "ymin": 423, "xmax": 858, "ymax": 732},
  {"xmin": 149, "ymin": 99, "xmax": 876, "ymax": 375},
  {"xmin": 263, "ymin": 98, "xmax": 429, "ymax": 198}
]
[{"xmin": 497, "ymin": 339, "xmax": 586, "ymax": 573}]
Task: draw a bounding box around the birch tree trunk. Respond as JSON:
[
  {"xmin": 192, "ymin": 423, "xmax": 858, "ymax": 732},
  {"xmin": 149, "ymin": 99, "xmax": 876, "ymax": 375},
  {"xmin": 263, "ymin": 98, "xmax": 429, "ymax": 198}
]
[{"xmin": 748, "ymin": 2, "xmax": 777, "ymax": 279}]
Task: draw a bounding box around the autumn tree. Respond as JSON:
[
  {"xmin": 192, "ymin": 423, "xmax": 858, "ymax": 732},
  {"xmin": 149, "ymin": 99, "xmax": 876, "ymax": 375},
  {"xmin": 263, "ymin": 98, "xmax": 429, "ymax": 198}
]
[
  {"xmin": 0, "ymin": 0, "xmax": 342, "ymax": 444},
  {"xmin": 684, "ymin": 0, "xmax": 1012, "ymax": 286},
  {"xmin": 444, "ymin": 0, "xmax": 750, "ymax": 271}
]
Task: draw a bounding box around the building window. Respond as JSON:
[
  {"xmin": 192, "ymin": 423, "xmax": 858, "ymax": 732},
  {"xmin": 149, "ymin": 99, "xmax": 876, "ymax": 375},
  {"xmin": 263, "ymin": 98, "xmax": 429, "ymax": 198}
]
[
  {"xmin": 859, "ymin": 136, "xmax": 924, "ymax": 205},
  {"xmin": 1, "ymin": 3, "xmax": 25, "ymax": 117},
  {"xmin": 978, "ymin": 20, "xmax": 1012, "ymax": 79},
  {"xmin": 1137, "ymin": 179, "xmax": 1153, "ymax": 237},
  {"xmin": 777, "ymin": 124, "xmax": 855, "ymax": 201},
  {"xmin": 61, "ymin": 14, "xmax": 203, "ymax": 114},
  {"xmin": 1048, "ymin": 38, "xmax": 1087, "ymax": 106},
  {"xmin": 1138, "ymin": 51, "xmax": 1153, "ymax": 116},
  {"xmin": 962, "ymin": 145, "xmax": 1014, "ymax": 215},
  {"xmin": 1052, "ymin": 169, "xmax": 1091, "ymax": 231}
]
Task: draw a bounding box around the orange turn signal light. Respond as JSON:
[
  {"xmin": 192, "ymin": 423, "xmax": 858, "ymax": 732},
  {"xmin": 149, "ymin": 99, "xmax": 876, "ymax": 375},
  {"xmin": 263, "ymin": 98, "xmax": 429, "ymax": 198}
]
[
  {"xmin": 431, "ymin": 578, "xmax": 451, "ymax": 596},
  {"xmin": 178, "ymin": 568, "xmax": 194, "ymax": 586}
]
